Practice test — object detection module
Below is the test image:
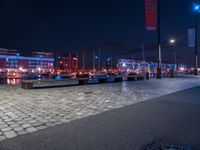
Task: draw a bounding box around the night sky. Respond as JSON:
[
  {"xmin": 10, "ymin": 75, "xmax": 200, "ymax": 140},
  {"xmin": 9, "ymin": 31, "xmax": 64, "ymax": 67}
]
[{"xmin": 0, "ymin": 0, "xmax": 199, "ymax": 66}]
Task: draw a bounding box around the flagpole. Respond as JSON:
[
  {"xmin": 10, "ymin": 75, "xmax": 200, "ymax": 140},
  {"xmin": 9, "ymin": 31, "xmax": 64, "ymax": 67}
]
[
  {"xmin": 93, "ymin": 48, "xmax": 95, "ymax": 70},
  {"xmin": 142, "ymin": 42, "xmax": 145, "ymax": 61},
  {"xmin": 98, "ymin": 48, "xmax": 101, "ymax": 71},
  {"xmin": 82, "ymin": 49, "xmax": 85, "ymax": 70}
]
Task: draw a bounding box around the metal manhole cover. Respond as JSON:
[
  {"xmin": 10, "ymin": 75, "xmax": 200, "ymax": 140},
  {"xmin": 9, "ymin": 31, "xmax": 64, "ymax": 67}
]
[{"xmin": 142, "ymin": 138, "xmax": 193, "ymax": 150}]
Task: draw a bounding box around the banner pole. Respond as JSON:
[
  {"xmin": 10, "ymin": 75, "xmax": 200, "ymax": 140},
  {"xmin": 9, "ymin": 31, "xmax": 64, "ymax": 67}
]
[{"xmin": 156, "ymin": 0, "xmax": 162, "ymax": 79}]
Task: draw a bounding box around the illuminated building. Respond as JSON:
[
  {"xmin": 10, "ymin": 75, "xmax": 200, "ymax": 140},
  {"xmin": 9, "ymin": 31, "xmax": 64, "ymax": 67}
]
[
  {"xmin": 0, "ymin": 48, "xmax": 54, "ymax": 73},
  {"xmin": 32, "ymin": 52, "xmax": 54, "ymax": 58},
  {"xmin": 58, "ymin": 54, "xmax": 78, "ymax": 72}
]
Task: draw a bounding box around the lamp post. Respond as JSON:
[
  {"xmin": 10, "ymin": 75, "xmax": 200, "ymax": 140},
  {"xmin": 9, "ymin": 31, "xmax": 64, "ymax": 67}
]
[
  {"xmin": 193, "ymin": 3, "xmax": 200, "ymax": 75},
  {"xmin": 157, "ymin": 0, "xmax": 162, "ymax": 79},
  {"xmin": 95, "ymin": 55, "xmax": 98, "ymax": 70},
  {"xmin": 169, "ymin": 38, "xmax": 177, "ymax": 70}
]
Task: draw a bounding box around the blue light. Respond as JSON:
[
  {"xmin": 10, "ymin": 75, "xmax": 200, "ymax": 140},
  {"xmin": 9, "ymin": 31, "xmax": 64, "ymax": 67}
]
[
  {"xmin": 95, "ymin": 56, "xmax": 98, "ymax": 59},
  {"xmin": 193, "ymin": 3, "xmax": 200, "ymax": 12},
  {"xmin": 107, "ymin": 57, "xmax": 111, "ymax": 61},
  {"xmin": 0, "ymin": 55, "xmax": 54, "ymax": 61},
  {"xmin": 55, "ymin": 75, "xmax": 62, "ymax": 80},
  {"xmin": 16, "ymin": 53, "xmax": 20, "ymax": 56}
]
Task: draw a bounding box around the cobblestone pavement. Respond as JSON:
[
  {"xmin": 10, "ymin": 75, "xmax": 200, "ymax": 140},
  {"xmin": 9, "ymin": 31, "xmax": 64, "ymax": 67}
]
[{"xmin": 0, "ymin": 76, "xmax": 200, "ymax": 141}]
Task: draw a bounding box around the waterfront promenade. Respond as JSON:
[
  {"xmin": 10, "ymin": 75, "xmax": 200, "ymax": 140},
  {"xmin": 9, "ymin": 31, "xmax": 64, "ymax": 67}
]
[{"xmin": 0, "ymin": 76, "xmax": 200, "ymax": 144}]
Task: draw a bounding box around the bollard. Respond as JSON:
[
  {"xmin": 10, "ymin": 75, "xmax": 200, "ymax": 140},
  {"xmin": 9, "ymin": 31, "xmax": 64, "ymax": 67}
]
[
  {"xmin": 21, "ymin": 82, "xmax": 34, "ymax": 89},
  {"xmin": 114, "ymin": 77, "xmax": 123, "ymax": 82},
  {"xmin": 99, "ymin": 78, "xmax": 107, "ymax": 83},
  {"xmin": 157, "ymin": 68, "xmax": 162, "ymax": 79},
  {"xmin": 170, "ymin": 69, "xmax": 175, "ymax": 78},
  {"xmin": 127, "ymin": 77, "xmax": 136, "ymax": 81},
  {"xmin": 136, "ymin": 76, "xmax": 145, "ymax": 80},
  {"xmin": 78, "ymin": 79, "xmax": 88, "ymax": 85},
  {"xmin": 146, "ymin": 72, "xmax": 150, "ymax": 80}
]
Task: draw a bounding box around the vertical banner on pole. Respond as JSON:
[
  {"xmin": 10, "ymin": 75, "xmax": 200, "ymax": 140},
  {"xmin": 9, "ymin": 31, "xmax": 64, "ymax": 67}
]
[
  {"xmin": 145, "ymin": 0, "xmax": 157, "ymax": 31},
  {"xmin": 187, "ymin": 28, "xmax": 195, "ymax": 47}
]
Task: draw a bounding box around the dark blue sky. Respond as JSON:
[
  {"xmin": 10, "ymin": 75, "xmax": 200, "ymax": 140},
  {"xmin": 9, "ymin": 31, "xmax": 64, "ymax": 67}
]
[{"xmin": 0, "ymin": 0, "xmax": 198, "ymax": 57}]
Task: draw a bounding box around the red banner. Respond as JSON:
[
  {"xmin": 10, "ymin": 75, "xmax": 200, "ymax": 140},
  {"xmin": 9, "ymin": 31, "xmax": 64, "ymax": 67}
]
[{"xmin": 145, "ymin": 0, "xmax": 157, "ymax": 31}]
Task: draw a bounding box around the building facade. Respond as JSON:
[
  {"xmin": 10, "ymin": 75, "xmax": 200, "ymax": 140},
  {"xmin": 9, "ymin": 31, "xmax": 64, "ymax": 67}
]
[
  {"xmin": 0, "ymin": 48, "xmax": 54, "ymax": 73},
  {"xmin": 58, "ymin": 54, "xmax": 78, "ymax": 72}
]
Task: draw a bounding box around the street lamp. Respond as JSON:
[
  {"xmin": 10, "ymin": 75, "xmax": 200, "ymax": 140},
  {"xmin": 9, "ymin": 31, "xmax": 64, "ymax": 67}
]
[
  {"xmin": 169, "ymin": 38, "xmax": 176, "ymax": 44},
  {"xmin": 38, "ymin": 67, "xmax": 41, "ymax": 73},
  {"xmin": 169, "ymin": 38, "xmax": 177, "ymax": 70},
  {"xmin": 194, "ymin": 4, "xmax": 200, "ymax": 12},
  {"xmin": 193, "ymin": 3, "xmax": 200, "ymax": 75},
  {"xmin": 19, "ymin": 67, "xmax": 23, "ymax": 71}
]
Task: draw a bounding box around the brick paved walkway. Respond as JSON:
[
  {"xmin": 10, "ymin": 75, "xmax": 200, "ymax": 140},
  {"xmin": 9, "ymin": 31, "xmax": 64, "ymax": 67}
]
[{"xmin": 0, "ymin": 76, "xmax": 199, "ymax": 141}]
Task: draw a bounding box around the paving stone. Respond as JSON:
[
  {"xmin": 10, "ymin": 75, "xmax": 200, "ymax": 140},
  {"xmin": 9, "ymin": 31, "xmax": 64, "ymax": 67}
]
[
  {"xmin": 0, "ymin": 122, "xmax": 5, "ymax": 125},
  {"xmin": 24, "ymin": 117, "xmax": 33, "ymax": 121},
  {"xmin": 17, "ymin": 130, "xmax": 28, "ymax": 135},
  {"xmin": 36, "ymin": 126, "xmax": 46, "ymax": 130},
  {"xmin": 2, "ymin": 116, "xmax": 9, "ymax": 120},
  {"xmin": 28, "ymin": 120, "xmax": 38, "ymax": 124},
  {"xmin": 13, "ymin": 127, "xmax": 23, "ymax": 132},
  {"xmin": 49, "ymin": 119, "xmax": 57, "ymax": 123},
  {"xmin": 60, "ymin": 118, "xmax": 70, "ymax": 123},
  {"xmin": 39, "ymin": 119, "xmax": 48, "ymax": 123},
  {"xmin": 17, "ymin": 120, "xmax": 26, "ymax": 125},
  {"xmin": 4, "ymin": 119, "xmax": 13, "ymax": 122},
  {"xmin": 0, "ymin": 124, "xmax": 8, "ymax": 129},
  {"xmin": 14, "ymin": 118, "xmax": 22, "ymax": 121},
  {"xmin": 54, "ymin": 122, "xmax": 62, "ymax": 125},
  {"xmin": 26, "ymin": 127, "xmax": 38, "ymax": 133},
  {"xmin": 4, "ymin": 131, "xmax": 17, "ymax": 138},
  {"xmin": 32, "ymin": 122, "xmax": 43, "ymax": 127},
  {"xmin": 1, "ymin": 127, "xmax": 12, "ymax": 132},
  {"xmin": 10, "ymin": 116, "xmax": 18, "ymax": 119},
  {"xmin": 45, "ymin": 122, "xmax": 54, "ymax": 127},
  {"xmin": 8, "ymin": 122, "xmax": 15, "ymax": 125},
  {"xmin": 46, "ymin": 116, "xmax": 52, "ymax": 120},
  {"xmin": 22, "ymin": 124, "xmax": 31, "ymax": 128},
  {"xmin": 9, "ymin": 123, "xmax": 19, "ymax": 128},
  {"xmin": 0, "ymin": 135, "xmax": 6, "ymax": 141}
]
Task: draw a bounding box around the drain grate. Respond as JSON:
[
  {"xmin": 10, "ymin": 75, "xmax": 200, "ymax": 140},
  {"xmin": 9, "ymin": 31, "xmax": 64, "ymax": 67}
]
[{"xmin": 142, "ymin": 138, "xmax": 193, "ymax": 150}]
